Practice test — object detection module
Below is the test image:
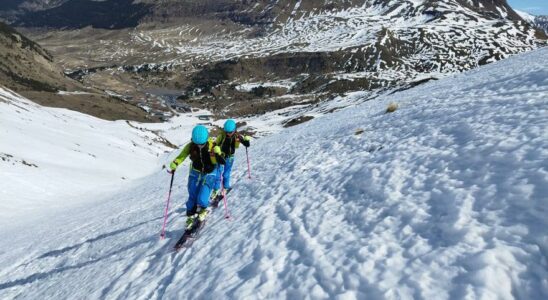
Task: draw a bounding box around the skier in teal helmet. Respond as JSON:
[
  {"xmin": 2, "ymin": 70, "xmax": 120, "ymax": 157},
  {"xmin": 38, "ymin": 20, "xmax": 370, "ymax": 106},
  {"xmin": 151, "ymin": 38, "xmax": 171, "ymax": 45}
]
[
  {"xmin": 169, "ymin": 125, "xmax": 225, "ymax": 230},
  {"xmin": 211, "ymin": 119, "xmax": 250, "ymax": 206}
]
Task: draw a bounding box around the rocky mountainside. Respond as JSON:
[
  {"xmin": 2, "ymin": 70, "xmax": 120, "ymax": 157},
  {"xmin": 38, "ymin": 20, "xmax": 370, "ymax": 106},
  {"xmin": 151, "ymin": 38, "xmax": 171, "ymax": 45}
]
[
  {"xmin": 4, "ymin": 0, "xmax": 547, "ymax": 122},
  {"xmin": 3, "ymin": 0, "xmax": 151, "ymax": 29},
  {"xmin": 2, "ymin": 0, "xmax": 373, "ymax": 28},
  {"xmin": 0, "ymin": 21, "xmax": 152, "ymax": 121},
  {"xmin": 516, "ymin": 10, "xmax": 548, "ymax": 34},
  {"xmin": 0, "ymin": 0, "xmax": 526, "ymax": 28},
  {"xmin": 535, "ymin": 16, "xmax": 548, "ymax": 34},
  {"xmin": 0, "ymin": 21, "xmax": 62, "ymax": 92}
]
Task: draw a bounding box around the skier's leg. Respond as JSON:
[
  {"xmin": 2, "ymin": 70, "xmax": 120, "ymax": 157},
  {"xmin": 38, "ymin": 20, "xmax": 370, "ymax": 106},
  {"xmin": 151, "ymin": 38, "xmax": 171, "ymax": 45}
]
[
  {"xmin": 186, "ymin": 169, "xmax": 199, "ymax": 216},
  {"xmin": 197, "ymin": 171, "xmax": 216, "ymax": 209},
  {"xmin": 223, "ymin": 156, "xmax": 234, "ymax": 189},
  {"xmin": 213, "ymin": 164, "xmax": 223, "ymax": 195},
  {"xmin": 196, "ymin": 170, "xmax": 217, "ymax": 221}
]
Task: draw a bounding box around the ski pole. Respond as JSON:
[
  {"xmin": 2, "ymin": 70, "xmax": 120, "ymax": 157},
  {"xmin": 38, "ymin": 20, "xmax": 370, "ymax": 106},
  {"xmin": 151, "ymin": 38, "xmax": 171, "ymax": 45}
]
[
  {"xmin": 246, "ymin": 147, "xmax": 252, "ymax": 179},
  {"xmin": 220, "ymin": 173, "xmax": 231, "ymax": 219},
  {"xmin": 160, "ymin": 172, "xmax": 175, "ymax": 239}
]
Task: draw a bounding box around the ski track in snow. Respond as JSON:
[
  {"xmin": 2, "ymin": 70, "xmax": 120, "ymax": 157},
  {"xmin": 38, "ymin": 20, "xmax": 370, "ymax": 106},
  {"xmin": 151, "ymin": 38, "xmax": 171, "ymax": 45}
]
[{"xmin": 0, "ymin": 48, "xmax": 547, "ymax": 299}]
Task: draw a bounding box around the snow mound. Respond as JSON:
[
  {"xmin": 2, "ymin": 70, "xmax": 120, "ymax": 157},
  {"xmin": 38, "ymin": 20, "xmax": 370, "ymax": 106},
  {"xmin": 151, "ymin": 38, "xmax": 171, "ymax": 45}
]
[{"xmin": 1, "ymin": 48, "xmax": 547, "ymax": 299}]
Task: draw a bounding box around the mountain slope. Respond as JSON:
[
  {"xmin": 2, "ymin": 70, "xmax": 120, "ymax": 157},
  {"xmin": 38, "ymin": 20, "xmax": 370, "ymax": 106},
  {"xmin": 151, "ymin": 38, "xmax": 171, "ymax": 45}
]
[
  {"xmin": 534, "ymin": 16, "xmax": 548, "ymax": 34},
  {"xmin": 516, "ymin": 11, "xmax": 548, "ymax": 35},
  {"xmin": 0, "ymin": 48, "xmax": 546, "ymax": 299},
  {"xmin": 0, "ymin": 21, "xmax": 65, "ymax": 92},
  {"xmin": 162, "ymin": 0, "xmax": 545, "ymax": 115},
  {"xmin": 0, "ymin": 21, "xmax": 154, "ymax": 121},
  {"xmin": 0, "ymin": 0, "xmax": 527, "ymax": 28},
  {"xmin": 19, "ymin": 0, "xmax": 545, "ymax": 120},
  {"xmin": 10, "ymin": 0, "xmax": 152, "ymax": 29},
  {"xmin": 0, "ymin": 87, "xmax": 175, "ymax": 225}
]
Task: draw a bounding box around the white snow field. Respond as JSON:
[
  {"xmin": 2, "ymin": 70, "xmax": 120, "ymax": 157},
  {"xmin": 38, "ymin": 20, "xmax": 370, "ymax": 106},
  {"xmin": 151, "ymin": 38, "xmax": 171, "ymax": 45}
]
[
  {"xmin": 1, "ymin": 48, "xmax": 547, "ymax": 299},
  {"xmin": 0, "ymin": 87, "xmax": 164, "ymax": 225},
  {"xmin": 0, "ymin": 87, "xmax": 213, "ymax": 227}
]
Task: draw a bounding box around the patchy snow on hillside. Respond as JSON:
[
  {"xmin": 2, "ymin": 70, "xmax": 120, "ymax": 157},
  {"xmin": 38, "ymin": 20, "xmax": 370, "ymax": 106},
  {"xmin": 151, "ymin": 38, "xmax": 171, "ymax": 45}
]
[
  {"xmin": 235, "ymin": 80, "xmax": 298, "ymax": 92},
  {"xmin": 131, "ymin": 0, "xmax": 540, "ymax": 74},
  {"xmin": 0, "ymin": 48, "xmax": 547, "ymax": 299}
]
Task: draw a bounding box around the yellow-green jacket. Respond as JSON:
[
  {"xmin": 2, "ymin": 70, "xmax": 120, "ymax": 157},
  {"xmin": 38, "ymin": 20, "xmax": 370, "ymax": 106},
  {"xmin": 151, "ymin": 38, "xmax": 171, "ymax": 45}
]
[
  {"xmin": 170, "ymin": 138, "xmax": 224, "ymax": 173},
  {"xmin": 215, "ymin": 132, "xmax": 250, "ymax": 156}
]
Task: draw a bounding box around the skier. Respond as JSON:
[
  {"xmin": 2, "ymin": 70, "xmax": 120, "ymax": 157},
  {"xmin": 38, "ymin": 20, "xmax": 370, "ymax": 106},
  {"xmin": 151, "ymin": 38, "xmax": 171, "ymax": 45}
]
[
  {"xmin": 211, "ymin": 119, "xmax": 250, "ymax": 204},
  {"xmin": 169, "ymin": 125, "xmax": 225, "ymax": 231}
]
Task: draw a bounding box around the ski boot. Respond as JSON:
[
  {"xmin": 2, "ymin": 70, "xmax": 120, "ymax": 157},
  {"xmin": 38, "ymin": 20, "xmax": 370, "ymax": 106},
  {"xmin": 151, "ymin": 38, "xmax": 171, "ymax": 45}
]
[
  {"xmin": 211, "ymin": 189, "xmax": 219, "ymax": 200},
  {"xmin": 211, "ymin": 190, "xmax": 220, "ymax": 208},
  {"xmin": 198, "ymin": 208, "xmax": 209, "ymax": 222},
  {"xmin": 185, "ymin": 215, "xmax": 197, "ymax": 231}
]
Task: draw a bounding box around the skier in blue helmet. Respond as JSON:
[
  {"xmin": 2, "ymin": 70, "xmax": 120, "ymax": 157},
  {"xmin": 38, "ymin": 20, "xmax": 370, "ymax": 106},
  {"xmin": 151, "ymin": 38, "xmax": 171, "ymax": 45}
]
[
  {"xmin": 169, "ymin": 125, "xmax": 225, "ymax": 230},
  {"xmin": 211, "ymin": 119, "xmax": 251, "ymax": 206}
]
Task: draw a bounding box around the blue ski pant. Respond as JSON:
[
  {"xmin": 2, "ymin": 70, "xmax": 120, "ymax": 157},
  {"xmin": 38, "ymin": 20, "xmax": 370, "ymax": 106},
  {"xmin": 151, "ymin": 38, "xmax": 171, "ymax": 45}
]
[
  {"xmin": 186, "ymin": 167, "xmax": 217, "ymax": 216},
  {"xmin": 214, "ymin": 156, "xmax": 234, "ymax": 190}
]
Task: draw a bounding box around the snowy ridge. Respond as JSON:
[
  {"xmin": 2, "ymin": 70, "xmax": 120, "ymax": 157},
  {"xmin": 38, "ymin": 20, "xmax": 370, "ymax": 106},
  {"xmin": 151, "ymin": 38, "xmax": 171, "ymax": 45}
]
[
  {"xmin": 1, "ymin": 48, "xmax": 547, "ymax": 299},
  {"xmin": 515, "ymin": 10, "xmax": 536, "ymax": 23}
]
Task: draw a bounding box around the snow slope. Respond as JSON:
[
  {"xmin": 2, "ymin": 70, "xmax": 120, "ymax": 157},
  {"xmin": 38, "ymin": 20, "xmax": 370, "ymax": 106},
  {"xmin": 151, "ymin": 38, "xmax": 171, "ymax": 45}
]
[
  {"xmin": 1, "ymin": 48, "xmax": 547, "ymax": 299},
  {"xmin": 0, "ymin": 88, "xmax": 162, "ymax": 225},
  {"xmin": 0, "ymin": 88, "xmax": 212, "ymax": 227}
]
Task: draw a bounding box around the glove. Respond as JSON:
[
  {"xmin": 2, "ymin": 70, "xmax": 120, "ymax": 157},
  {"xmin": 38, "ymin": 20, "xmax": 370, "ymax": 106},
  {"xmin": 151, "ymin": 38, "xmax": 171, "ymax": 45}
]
[
  {"xmin": 241, "ymin": 135, "xmax": 251, "ymax": 147},
  {"xmin": 169, "ymin": 161, "xmax": 178, "ymax": 172},
  {"xmin": 213, "ymin": 146, "xmax": 222, "ymax": 155}
]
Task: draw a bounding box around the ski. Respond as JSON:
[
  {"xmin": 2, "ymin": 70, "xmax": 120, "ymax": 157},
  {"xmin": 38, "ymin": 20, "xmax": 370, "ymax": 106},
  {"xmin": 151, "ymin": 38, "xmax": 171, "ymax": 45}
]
[{"xmin": 173, "ymin": 219, "xmax": 207, "ymax": 251}]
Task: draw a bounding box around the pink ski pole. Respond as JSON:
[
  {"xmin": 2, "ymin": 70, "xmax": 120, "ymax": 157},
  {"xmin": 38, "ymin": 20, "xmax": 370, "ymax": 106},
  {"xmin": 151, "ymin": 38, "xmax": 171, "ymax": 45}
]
[
  {"xmin": 220, "ymin": 173, "xmax": 231, "ymax": 219},
  {"xmin": 246, "ymin": 147, "xmax": 251, "ymax": 179},
  {"xmin": 160, "ymin": 172, "xmax": 175, "ymax": 239}
]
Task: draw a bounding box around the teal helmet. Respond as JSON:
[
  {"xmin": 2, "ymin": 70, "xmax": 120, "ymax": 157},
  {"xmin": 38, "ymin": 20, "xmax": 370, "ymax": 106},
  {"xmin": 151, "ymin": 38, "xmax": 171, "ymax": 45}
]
[
  {"xmin": 224, "ymin": 119, "xmax": 236, "ymax": 133},
  {"xmin": 191, "ymin": 125, "xmax": 208, "ymax": 144}
]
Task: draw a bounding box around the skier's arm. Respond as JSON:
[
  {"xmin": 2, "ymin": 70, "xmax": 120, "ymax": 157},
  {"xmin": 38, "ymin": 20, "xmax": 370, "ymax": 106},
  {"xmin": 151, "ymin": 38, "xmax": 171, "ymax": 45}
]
[
  {"xmin": 238, "ymin": 134, "xmax": 251, "ymax": 147},
  {"xmin": 213, "ymin": 146, "xmax": 226, "ymax": 165},
  {"xmin": 214, "ymin": 133, "xmax": 229, "ymax": 155},
  {"xmin": 170, "ymin": 143, "xmax": 191, "ymax": 171}
]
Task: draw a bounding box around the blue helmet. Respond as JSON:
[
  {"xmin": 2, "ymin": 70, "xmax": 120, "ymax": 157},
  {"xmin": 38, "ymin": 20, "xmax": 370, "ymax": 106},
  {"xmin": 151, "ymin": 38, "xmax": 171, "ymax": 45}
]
[
  {"xmin": 191, "ymin": 125, "xmax": 208, "ymax": 144},
  {"xmin": 224, "ymin": 119, "xmax": 236, "ymax": 133}
]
